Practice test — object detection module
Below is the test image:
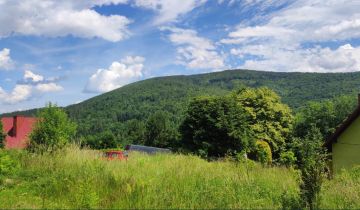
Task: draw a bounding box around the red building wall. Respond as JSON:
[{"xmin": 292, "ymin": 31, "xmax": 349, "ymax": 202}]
[{"xmin": 1, "ymin": 116, "xmax": 37, "ymax": 149}]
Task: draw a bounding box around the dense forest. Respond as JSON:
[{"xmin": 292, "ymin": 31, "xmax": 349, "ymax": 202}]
[
  {"xmin": 2, "ymin": 69, "xmax": 360, "ymax": 148},
  {"xmin": 2, "ymin": 70, "xmax": 360, "ymax": 209}
]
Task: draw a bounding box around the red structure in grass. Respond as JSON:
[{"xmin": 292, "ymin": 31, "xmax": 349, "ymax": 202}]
[
  {"xmin": 104, "ymin": 150, "xmax": 128, "ymax": 161},
  {"xmin": 1, "ymin": 116, "xmax": 37, "ymax": 149}
]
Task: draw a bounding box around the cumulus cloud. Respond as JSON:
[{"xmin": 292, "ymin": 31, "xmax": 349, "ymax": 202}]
[
  {"xmin": 0, "ymin": 85, "xmax": 32, "ymax": 104},
  {"xmin": 35, "ymin": 83, "xmax": 63, "ymax": 92},
  {"xmin": 133, "ymin": 0, "xmax": 207, "ymax": 25},
  {"xmin": 223, "ymin": 0, "xmax": 360, "ymax": 72},
  {"xmin": 0, "ymin": 48, "xmax": 13, "ymax": 70},
  {"xmin": 0, "ymin": 70, "xmax": 63, "ymax": 104},
  {"xmin": 161, "ymin": 27, "xmax": 225, "ymax": 70},
  {"xmin": 0, "ymin": 0, "xmax": 130, "ymax": 42},
  {"xmin": 313, "ymin": 19, "xmax": 360, "ymax": 41},
  {"xmin": 24, "ymin": 70, "xmax": 44, "ymax": 82},
  {"xmin": 84, "ymin": 56, "xmax": 145, "ymax": 93},
  {"xmin": 232, "ymin": 44, "xmax": 360, "ymax": 72}
]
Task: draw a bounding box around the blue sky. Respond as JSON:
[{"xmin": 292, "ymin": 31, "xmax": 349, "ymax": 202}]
[{"xmin": 0, "ymin": 0, "xmax": 360, "ymax": 113}]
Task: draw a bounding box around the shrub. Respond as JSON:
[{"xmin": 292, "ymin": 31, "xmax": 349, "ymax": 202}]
[
  {"xmin": 249, "ymin": 140, "xmax": 272, "ymax": 165},
  {"xmin": 293, "ymin": 127, "xmax": 328, "ymax": 209},
  {"xmin": 281, "ymin": 190, "xmax": 301, "ymax": 209},
  {"xmin": 29, "ymin": 103, "xmax": 77, "ymax": 153},
  {"xmin": 279, "ymin": 151, "xmax": 297, "ymax": 167},
  {"xmin": 86, "ymin": 131, "xmax": 117, "ymax": 149},
  {"xmin": 0, "ymin": 151, "xmax": 20, "ymax": 182}
]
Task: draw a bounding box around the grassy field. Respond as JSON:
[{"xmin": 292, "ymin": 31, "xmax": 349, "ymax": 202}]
[{"xmin": 0, "ymin": 146, "xmax": 359, "ymax": 209}]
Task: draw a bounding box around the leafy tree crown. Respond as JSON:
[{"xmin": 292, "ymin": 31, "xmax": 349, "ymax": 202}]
[{"xmin": 29, "ymin": 103, "xmax": 77, "ymax": 153}]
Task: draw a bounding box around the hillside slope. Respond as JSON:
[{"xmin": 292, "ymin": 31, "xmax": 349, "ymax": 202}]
[{"xmin": 3, "ymin": 69, "xmax": 360, "ymax": 139}]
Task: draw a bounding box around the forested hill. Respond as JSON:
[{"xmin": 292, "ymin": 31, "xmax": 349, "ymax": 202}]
[{"xmin": 2, "ymin": 69, "xmax": 360, "ymax": 140}]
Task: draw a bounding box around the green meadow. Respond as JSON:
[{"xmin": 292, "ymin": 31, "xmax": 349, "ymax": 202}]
[{"xmin": 0, "ymin": 146, "xmax": 359, "ymax": 209}]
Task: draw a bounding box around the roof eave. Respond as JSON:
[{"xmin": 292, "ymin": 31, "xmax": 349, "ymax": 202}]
[{"xmin": 323, "ymin": 106, "xmax": 360, "ymax": 148}]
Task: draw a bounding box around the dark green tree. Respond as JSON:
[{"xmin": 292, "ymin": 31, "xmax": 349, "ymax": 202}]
[
  {"xmin": 294, "ymin": 95, "xmax": 356, "ymax": 140},
  {"xmin": 83, "ymin": 131, "xmax": 118, "ymax": 149},
  {"xmin": 233, "ymin": 87, "xmax": 294, "ymax": 158},
  {"xmin": 96, "ymin": 131, "xmax": 117, "ymax": 149},
  {"xmin": 180, "ymin": 95, "xmax": 253, "ymax": 157},
  {"xmin": 145, "ymin": 111, "xmax": 178, "ymax": 148},
  {"xmin": 29, "ymin": 103, "xmax": 77, "ymax": 153},
  {"xmin": 123, "ymin": 119, "xmax": 146, "ymax": 145}
]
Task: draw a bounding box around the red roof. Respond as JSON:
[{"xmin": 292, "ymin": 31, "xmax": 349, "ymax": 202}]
[{"xmin": 1, "ymin": 116, "xmax": 37, "ymax": 149}]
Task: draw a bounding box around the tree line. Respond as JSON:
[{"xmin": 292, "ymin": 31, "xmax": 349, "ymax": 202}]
[
  {"xmin": 76, "ymin": 87, "xmax": 355, "ymax": 165},
  {"xmin": 1, "ymin": 87, "xmax": 356, "ymax": 161},
  {"xmin": 0, "ymin": 86, "xmax": 356, "ymax": 209}
]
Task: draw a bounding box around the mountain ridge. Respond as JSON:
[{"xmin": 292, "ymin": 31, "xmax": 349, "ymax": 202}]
[{"xmin": 2, "ymin": 69, "xmax": 360, "ymax": 140}]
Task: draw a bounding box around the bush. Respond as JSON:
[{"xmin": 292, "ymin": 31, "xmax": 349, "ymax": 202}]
[
  {"xmin": 279, "ymin": 151, "xmax": 297, "ymax": 167},
  {"xmin": 0, "ymin": 151, "xmax": 20, "ymax": 183},
  {"xmin": 293, "ymin": 127, "xmax": 328, "ymax": 209},
  {"xmin": 29, "ymin": 103, "xmax": 77, "ymax": 153},
  {"xmin": 281, "ymin": 190, "xmax": 301, "ymax": 209},
  {"xmin": 85, "ymin": 131, "xmax": 117, "ymax": 149},
  {"xmin": 249, "ymin": 140, "xmax": 272, "ymax": 165}
]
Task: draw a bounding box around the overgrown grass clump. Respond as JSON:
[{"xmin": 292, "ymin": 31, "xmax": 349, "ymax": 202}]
[
  {"xmin": 0, "ymin": 147, "xmax": 359, "ymax": 209},
  {"xmin": 0, "ymin": 146, "xmax": 298, "ymax": 208},
  {"xmin": 320, "ymin": 166, "xmax": 360, "ymax": 209}
]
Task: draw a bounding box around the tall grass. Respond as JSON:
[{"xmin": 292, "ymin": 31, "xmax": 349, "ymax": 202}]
[
  {"xmin": 320, "ymin": 166, "xmax": 360, "ymax": 209},
  {"xmin": 0, "ymin": 146, "xmax": 298, "ymax": 208},
  {"xmin": 0, "ymin": 146, "xmax": 359, "ymax": 209}
]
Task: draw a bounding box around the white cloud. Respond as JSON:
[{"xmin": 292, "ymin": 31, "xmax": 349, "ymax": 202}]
[
  {"xmin": 85, "ymin": 56, "xmax": 145, "ymax": 93},
  {"xmin": 121, "ymin": 55, "xmax": 145, "ymax": 65},
  {"xmin": 314, "ymin": 19, "xmax": 360, "ymax": 41},
  {"xmin": 223, "ymin": 0, "xmax": 360, "ymax": 72},
  {"xmin": 0, "ymin": 0, "xmax": 130, "ymax": 42},
  {"xmin": 228, "ymin": 25, "xmax": 295, "ymax": 40},
  {"xmin": 0, "ymin": 48, "xmax": 13, "ymax": 70},
  {"xmin": 0, "ymin": 85, "xmax": 32, "ymax": 104},
  {"xmin": 133, "ymin": 0, "xmax": 207, "ymax": 25},
  {"xmin": 24, "ymin": 70, "xmax": 44, "ymax": 82},
  {"xmin": 231, "ymin": 43, "xmax": 360, "ymax": 72},
  {"xmin": 0, "ymin": 0, "xmax": 207, "ymax": 41},
  {"xmin": 0, "ymin": 70, "xmax": 63, "ymax": 104},
  {"xmin": 161, "ymin": 27, "xmax": 225, "ymax": 70},
  {"xmin": 35, "ymin": 83, "xmax": 63, "ymax": 92}
]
